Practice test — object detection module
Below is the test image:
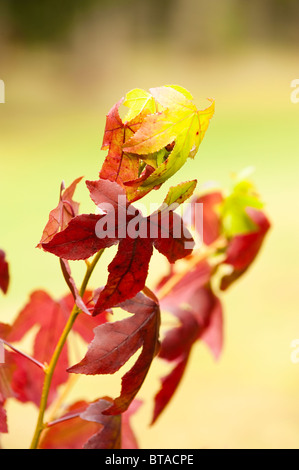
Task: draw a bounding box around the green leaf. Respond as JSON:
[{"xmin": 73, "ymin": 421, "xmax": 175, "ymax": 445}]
[
  {"xmin": 219, "ymin": 172, "xmax": 264, "ymax": 237},
  {"xmin": 123, "ymin": 86, "xmax": 214, "ymax": 194},
  {"xmin": 123, "ymin": 88, "xmax": 157, "ymax": 123},
  {"xmin": 163, "ymin": 180, "xmax": 197, "ymax": 207}
]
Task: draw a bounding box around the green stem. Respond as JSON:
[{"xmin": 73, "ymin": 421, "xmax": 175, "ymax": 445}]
[{"xmin": 30, "ymin": 249, "xmax": 104, "ymax": 449}]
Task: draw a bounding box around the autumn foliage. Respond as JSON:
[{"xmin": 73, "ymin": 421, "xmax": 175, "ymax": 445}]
[{"xmin": 0, "ymin": 85, "xmax": 270, "ymax": 448}]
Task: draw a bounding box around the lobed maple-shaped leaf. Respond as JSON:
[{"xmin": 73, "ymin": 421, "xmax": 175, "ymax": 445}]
[
  {"xmin": 123, "ymin": 86, "xmax": 215, "ymax": 197},
  {"xmin": 151, "ymin": 178, "xmax": 270, "ymax": 422},
  {"xmin": 68, "ymin": 290, "xmax": 160, "ymax": 415},
  {"xmin": 186, "ymin": 175, "xmax": 270, "ymax": 289},
  {"xmin": 99, "ymin": 96, "xmax": 162, "ymax": 200},
  {"xmin": 99, "ymin": 86, "xmax": 214, "ymax": 201},
  {"xmin": 42, "ymin": 179, "xmax": 195, "ymax": 315},
  {"xmin": 6, "ymin": 290, "xmax": 107, "ymax": 407},
  {"xmin": 39, "ymin": 397, "xmax": 141, "ymax": 449},
  {"xmin": 41, "ymin": 213, "xmax": 118, "ymax": 260},
  {"xmin": 0, "ymin": 250, "xmax": 9, "ymax": 295},
  {"xmin": 100, "ymin": 99, "xmax": 140, "ymax": 187},
  {"xmin": 39, "ymin": 400, "xmax": 104, "ymax": 449},
  {"xmin": 37, "ymin": 177, "xmax": 83, "ymax": 247}
]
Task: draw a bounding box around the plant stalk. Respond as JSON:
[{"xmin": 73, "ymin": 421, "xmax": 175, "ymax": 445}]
[{"xmin": 29, "ymin": 249, "xmax": 104, "ymax": 449}]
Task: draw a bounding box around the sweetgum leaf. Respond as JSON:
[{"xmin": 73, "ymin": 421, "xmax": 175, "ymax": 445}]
[
  {"xmin": 152, "ymin": 211, "xmax": 194, "ymax": 263},
  {"xmin": 7, "ymin": 291, "xmax": 69, "ymax": 406},
  {"xmin": 7, "ymin": 290, "xmax": 106, "ymax": 407},
  {"xmin": 151, "ymin": 308, "xmax": 198, "ymax": 425},
  {"xmin": 86, "ymin": 178, "xmax": 128, "ymax": 213},
  {"xmin": 68, "ymin": 291, "xmax": 160, "ymax": 415},
  {"xmin": 80, "ymin": 398, "xmax": 121, "ymax": 449},
  {"xmin": 42, "ymin": 213, "xmax": 118, "ymax": 260},
  {"xmin": 152, "ymin": 355, "xmax": 188, "ymax": 426},
  {"xmin": 44, "ymin": 177, "xmax": 194, "ymax": 312},
  {"xmin": 39, "ymin": 401, "xmax": 103, "ymax": 449},
  {"xmin": 124, "ymin": 86, "xmax": 200, "ymax": 155},
  {"xmin": 93, "ymin": 237, "xmax": 153, "ymax": 315},
  {"xmin": 123, "ymin": 86, "xmax": 215, "ymax": 191},
  {"xmin": 0, "ymin": 250, "xmax": 9, "ymax": 295},
  {"xmin": 39, "ymin": 398, "xmax": 140, "ymax": 449},
  {"xmin": 37, "ymin": 177, "xmax": 82, "ymax": 247},
  {"xmin": 99, "ymin": 100, "xmax": 141, "ymax": 187}
]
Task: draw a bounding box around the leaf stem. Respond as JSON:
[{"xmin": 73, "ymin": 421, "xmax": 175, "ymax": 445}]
[
  {"xmin": 29, "ymin": 249, "xmax": 104, "ymax": 449},
  {"xmin": 0, "ymin": 339, "xmax": 45, "ymax": 370}
]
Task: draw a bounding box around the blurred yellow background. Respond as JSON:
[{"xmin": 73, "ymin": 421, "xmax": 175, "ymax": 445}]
[{"xmin": 1, "ymin": 0, "xmax": 299, "ymax": 449}]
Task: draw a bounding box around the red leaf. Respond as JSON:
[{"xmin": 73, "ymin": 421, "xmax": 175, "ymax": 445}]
[
  {"xmin": 39, "ymin": 397, "xmax": 140, "ymax": 449},
  {"xmin": 93, "ymin": 237, "xmax": 153, "ymax": 315},
  {"xmin": 42, "ymin": 214, "xmax": 117, "ymax": 260},
  {"xmin": 159, "ymin": 309, "xmax": 200, "ymax": 362},
  {"xmin": 156, "ymin": 259, "xmax": 212, "ymax": 304},
  {"xmin": 6, "ymin": 290, "xmax": 105, "ymax": 407},
  {"xmin": 39, "ymin": 401, "xmax": 101, "ymax": 449},
  {"xmin": 85, "ymin": 178, "xmax": 138, "ymax": 238},
  {"xmin": 39, "ymin": 399, "xmax": 120, "ymax": 449},
  {"xmin": 7, "ymin": 291, "xmax": 69, "ymax": 406},
  {"xmin": 220, "ymin": 208, "xmax": 270, "ymax": 290},
  {"xmin": 152, "ymin": 211, "xmax": 194, "ymax": 263},
  {"xmin": 151, "ymin": 308, "xmax": 199, "ymax": 424},
  {"xmin": 153, "ymin": 275, "xmax": 223, "ymax": 423},
  {"xmin": 100, "ymin": 100, "xmax": 139, "ymax": 186},
  {"xmin": 0, "ymin": 405, "xmax": 7, "ymax": 433},
  {"xmin": 86, "ymin": 178, "xmax": 128, "ymax": 214},
  {"xmin": 152, "ymin": 355, "xmax": 189, "ymax": 425},
  {"xmin": 80, "ymin": 398, "xmax": 121, "ymax": 449},
  {"xmin": 37, "ymin": 177, "xmax": 83, "ymax": 247},
  {"xmin": 68, "ymin": 291, "xmax": 160, "ymax": 415},
  {"xmin": 187, "ymin": 285, "xmax": 223, "ymax": 359},
  {"xmin": 0, "ymin": 250, "xmax": 9, "ymax": 295},
  {"xmin": 43, "ymin": 178, "xmax": 195, "ymax": 313},
  {"xmin": 192, "ymin": 191, "xmax": 223, "ymax": 245}
]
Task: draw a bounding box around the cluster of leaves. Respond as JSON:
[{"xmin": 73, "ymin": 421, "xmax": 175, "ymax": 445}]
[
  {"xmin": 151, "ymin": 173, "xmax": 270, "ymax": 422},
  {"xmin": 0, "ymin": 86, "xmax": 270, "ymax": 449}
]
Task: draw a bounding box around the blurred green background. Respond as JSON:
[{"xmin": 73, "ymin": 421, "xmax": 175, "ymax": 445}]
[{"xmin": 1, "ymin": 0, "xmax": 299, "ymax": 449}]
